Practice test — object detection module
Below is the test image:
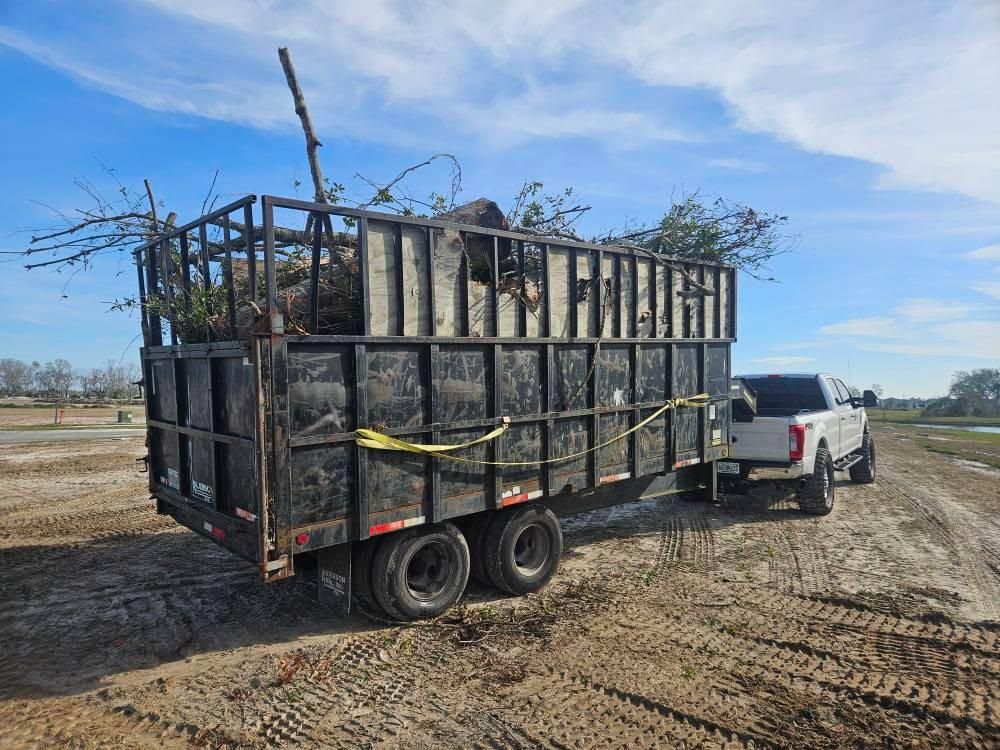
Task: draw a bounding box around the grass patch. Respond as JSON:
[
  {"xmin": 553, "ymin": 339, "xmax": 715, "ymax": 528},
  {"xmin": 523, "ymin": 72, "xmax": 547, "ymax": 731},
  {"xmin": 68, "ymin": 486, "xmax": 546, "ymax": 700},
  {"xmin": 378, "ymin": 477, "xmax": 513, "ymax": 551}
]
[
  {"xmin": 870, "ymin": 409, "xmax": 1000, "ymax": 427},
  {"xmin": 883, "ymin": 423, "xmax": 1000, "ymax": 470},
  {"xmin": 1, "ymin": 423, "xmax": 145, "ymax": 432}
]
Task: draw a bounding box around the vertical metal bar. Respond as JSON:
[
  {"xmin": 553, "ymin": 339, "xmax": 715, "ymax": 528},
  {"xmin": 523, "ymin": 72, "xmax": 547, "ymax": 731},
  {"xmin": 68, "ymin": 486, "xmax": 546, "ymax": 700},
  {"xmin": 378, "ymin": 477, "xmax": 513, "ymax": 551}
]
[
  {"xmin": 541, "ymin": 244, "xmax": 551, "ymax": 337},
  {"xmin": 135, "ymin": 252, "xmax": 149, "ymax": 341},
  {"xmin": 224, "ymin": 216, "xmax": 238, "ymax": 339},
  {"xmin": 569, "ymin": 248, "xmax": 579, "ymax": 338},
  {"xmin": 357, "ymin": 217, "xmax": 371, "ymax": 336},
  {"xmin": 426, "ymin": 227, "xmax": 437, "ymax": 337},
  {"xmin": 630, "ymin": 343, "xmax": 639, "ymax": 477},
  {"xmin": 650, "ymin": 259, "xmax": 658, "ymax": 339},
  {"xmin": 683, "ymin": 265, "xmax": 691, "ymax": 339},
  {"xmin": 262, "ymin": 198, "xmax": 277, "ymax": 314},
  {"xmin": 730, "ymin": 268, "xmax": 738, "ymax": 340},
  {"xmin": 179, "ymin": 233, "xmax": 192, "ymax": 314},
  {"xmin": 492, "ymin": 343, "xmax": 503, "ymax": 508},
  {"xmin": 631, "ymin": 255, "xmax": 639, "ymax": 338},
  {"xmin": 428, "ymin": 343, "xmax": 441, "ymax": 522},
  {"xmin": 491, "ymin": 237, "xmax": 501, "ymax": 337},
  {"xmin": 594, "ymin": 250, "xmax": 604, "ymax": 338},
  {"xmin": 713, "ymin": 267, "xmax": 722, "ymax": 338},
  {"xmin": 145, "ymin": 241, "xmax": 162, "ymax": 346},
  {"xmin": 667, "ymin": 263, "xmax": 674, "ymax": 339},
  {"xmin": 545, "ymin": 344, "xmax": 555, "ymax": 495},
  {"xmin": 160, "ymin": 239, "xmax": 177, "ymax": 346},
  {"xmin": 198, "ymin": 223, "xmax": 212, "ymax": 343},
  {"xmin": 309, "ymin": 213, "xmax": 322, "ymax": 335},
  {"xmin": 459, "ymin": 232, "xmax": 470, "ymax": 336},
  {"xmin": 394, "ymin": 223, "xmax": 405, "ymax": 336},
  {"xmin": 699, "ymin": 264, "xmax": 707, "ymax": 339},
  {"xmin": 589, "ymin": 342, "xmax": 601, "ymax": 488},
  {"xmin": 271, "ymin": 337, "xmax": 291, "ymax": 555},
  {"xmin": 243, "ymin": 203, "xmax": 257, "ymax": 306},
  {"xmin": 700, "ymin": 342, "xmax": 708, "ymax": 463},
  {"xmin": 517, "ymin": 240, "xmax": 527, "ymax": 336},
  {"xmin": 354, "ymin": 344, "xmax": 370, "ymax": 538},
  {"xmin": 613, "ymin": 254, "xmax": 622, "ymax": 338},
  {"xmin": 668, "ymin": 344, "xmax": 676, "ymax": 470}
]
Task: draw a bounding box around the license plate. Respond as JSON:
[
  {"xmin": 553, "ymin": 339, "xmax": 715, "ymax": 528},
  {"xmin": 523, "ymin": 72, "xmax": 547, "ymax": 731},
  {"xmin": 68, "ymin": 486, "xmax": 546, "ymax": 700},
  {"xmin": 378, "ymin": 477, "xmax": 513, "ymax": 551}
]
[{"xmin": 717, "ymin": 461, "xmax": 741, "ymax": 475}]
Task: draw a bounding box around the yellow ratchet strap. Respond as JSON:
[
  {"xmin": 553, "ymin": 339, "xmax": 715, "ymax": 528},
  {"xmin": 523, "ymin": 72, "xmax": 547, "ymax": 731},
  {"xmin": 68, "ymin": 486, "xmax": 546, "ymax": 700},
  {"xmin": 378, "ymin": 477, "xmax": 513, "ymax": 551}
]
[{"xmin": 354, "ymin": 393, "xmax": 710, "ymax": 467}]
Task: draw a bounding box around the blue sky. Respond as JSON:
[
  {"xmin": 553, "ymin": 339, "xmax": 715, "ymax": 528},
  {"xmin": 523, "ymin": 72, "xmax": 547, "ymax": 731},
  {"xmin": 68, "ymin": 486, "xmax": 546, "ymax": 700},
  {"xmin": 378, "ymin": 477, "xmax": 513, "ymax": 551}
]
[{"xmin": 1, "ymin": 1, "xmax": 998, "ymax": 396}]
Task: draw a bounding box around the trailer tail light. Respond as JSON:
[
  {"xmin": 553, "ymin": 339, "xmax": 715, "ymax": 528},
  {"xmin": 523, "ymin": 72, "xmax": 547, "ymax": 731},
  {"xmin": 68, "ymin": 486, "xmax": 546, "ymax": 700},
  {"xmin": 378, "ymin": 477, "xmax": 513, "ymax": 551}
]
[
  {"xmin": 295, "ymin": 532, "xmax": 310, "ymax": 546},
  {"xmin": 789, "ymin": 424, "xmax": 806, "ymax": 461}
]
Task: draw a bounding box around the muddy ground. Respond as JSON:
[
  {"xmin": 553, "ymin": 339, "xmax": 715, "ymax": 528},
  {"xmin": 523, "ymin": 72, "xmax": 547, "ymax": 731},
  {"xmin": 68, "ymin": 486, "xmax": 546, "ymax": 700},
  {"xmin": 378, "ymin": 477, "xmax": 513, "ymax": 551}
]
[
  {"xmin": 0, "ymin": 405, "xmax": 144, "ymax": 428},
  {"xmin": 0, "ymin": 425, "xmax": 997, "ymax": 749}
]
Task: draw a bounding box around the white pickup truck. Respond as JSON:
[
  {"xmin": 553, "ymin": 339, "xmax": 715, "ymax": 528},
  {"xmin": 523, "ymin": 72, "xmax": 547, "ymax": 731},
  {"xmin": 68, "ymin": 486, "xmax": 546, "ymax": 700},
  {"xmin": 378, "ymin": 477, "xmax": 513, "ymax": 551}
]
[{"xmin": 719, "ymin": 374, "xmax": 878, "ymax": 515}]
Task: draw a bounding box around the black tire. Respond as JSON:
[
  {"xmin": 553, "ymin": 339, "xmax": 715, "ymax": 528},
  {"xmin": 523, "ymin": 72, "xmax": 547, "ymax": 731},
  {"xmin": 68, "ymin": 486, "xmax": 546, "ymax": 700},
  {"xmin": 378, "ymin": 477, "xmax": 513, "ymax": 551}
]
[
  {"xmin": 371, "ymin": 523, "xmax": 470, "ymax": 621},
  {"xmin": 798, "ymin": 444, "xmax": 835, "ymax": 516},
  {"xmin": 351, "ymin": 538, "xmax": 381, "ymax": 611},
  {"xmin": 459, "ymin": 513, "xmax": 492, "ymax": 586},
  {"xmin": 849, "ymin": 430, "xmax": 876, "ymax": 484},
  {"xmin": 483, "ymin": 505, "xmax": 562, "ymax": 595}
]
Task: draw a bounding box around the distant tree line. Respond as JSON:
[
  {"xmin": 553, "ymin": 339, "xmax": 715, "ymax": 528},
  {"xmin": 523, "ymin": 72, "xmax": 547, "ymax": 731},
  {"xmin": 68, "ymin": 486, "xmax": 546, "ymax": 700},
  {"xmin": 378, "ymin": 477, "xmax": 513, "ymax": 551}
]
[
  {"xmin": 0, "ymin": 358, "xmax": 138, "ymax": 400},
  {"xmin": 923, "ymin": 369, "xmax": 1000, "ymax": 418}
]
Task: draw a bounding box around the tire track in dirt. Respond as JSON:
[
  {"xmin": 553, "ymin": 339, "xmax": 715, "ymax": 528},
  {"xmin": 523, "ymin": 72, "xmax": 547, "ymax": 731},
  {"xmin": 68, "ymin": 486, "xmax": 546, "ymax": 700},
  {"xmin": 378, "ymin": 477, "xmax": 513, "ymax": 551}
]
[
  {"xmin": 876, "ymin": 465, "xmax": 1000, "ymax": 620},
  {"xmin": 600, "ymin": 605, "xmax": 997, "ymax": 738}
]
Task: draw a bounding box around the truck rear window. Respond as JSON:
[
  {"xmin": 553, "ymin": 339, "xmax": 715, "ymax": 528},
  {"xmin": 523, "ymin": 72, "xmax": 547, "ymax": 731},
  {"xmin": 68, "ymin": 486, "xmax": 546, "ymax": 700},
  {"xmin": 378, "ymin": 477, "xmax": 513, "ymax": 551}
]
[{"xmin": 745, "ymin": 377, "xmax": 827, "ymax": 415}]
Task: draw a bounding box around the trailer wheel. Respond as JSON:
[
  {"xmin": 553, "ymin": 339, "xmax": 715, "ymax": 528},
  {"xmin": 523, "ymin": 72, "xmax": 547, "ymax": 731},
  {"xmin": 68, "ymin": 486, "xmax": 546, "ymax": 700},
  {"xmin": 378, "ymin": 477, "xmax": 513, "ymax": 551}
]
[
  {"xmin": 351, "ymin": 538, "xmax": 381, "ymax": 611},
  {"xmin": 849, "ymin": 430, "xmax": 876, "ymax": 484},
  {"xmin": 483, "ymin": 505, "xmax": 562, "ymax": 595},
  {"xmin": 797, "ymin": 445, "xmax": 835, "ymax": 516},
  {"xmin": 459, "ymin": 513, "xmax": 492, "ymax": 586},
  {"xmin": 371, "ymin": 523, "xmax": 470, "ymax": 621}
]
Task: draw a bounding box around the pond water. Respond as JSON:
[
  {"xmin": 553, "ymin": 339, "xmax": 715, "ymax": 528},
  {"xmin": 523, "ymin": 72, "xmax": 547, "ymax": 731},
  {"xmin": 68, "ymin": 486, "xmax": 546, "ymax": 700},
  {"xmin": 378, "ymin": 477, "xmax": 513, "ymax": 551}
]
[{"xmin": 912, "ymin": 423, "xmax": 1000, "ymax": 435}]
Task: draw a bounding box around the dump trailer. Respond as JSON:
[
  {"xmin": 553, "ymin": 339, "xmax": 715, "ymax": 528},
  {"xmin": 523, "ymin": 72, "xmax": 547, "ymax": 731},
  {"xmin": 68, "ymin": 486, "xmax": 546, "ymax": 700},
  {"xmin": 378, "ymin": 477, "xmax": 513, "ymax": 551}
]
[{"xmin": 133, "ymin": 194, "xmax": 737, "ymax": 620}]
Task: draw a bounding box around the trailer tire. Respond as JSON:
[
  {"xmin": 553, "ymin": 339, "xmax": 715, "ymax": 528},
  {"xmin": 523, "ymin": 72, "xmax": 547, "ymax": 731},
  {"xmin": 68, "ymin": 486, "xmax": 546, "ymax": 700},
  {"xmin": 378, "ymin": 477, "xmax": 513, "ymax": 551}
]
[
  {"xmin": 351, "ymin": 539, "xmax": 381, "ymax": 611},
  {"xmin": 459, "ymin": 513, "xmax": 492, "ymax": 586},
  {"xmin": 797, "ymin": 445, "xmax": 835, "ymax": 516},
  {"xmin": 849, "ymin": 430, "xmax": 876, "ymax": 484},
  {"xmin": 483, "ymin": 505, "xmax": 562, "ymax": 596},
  {"xmin": 371, "ymin": 523, "xmax": 470, "ymax": 621}
]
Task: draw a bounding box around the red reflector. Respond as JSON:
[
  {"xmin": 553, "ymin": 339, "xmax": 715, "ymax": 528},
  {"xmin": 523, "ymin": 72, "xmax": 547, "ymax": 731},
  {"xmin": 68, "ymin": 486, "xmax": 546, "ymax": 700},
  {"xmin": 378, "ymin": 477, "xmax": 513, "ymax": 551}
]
[
  {"xmin": 210, "ymin": 527, "xmax": 226, "ymax": 541},
  {"xmin": 295, "ymin": 532, "xmax": 310, "ymax": 546}
]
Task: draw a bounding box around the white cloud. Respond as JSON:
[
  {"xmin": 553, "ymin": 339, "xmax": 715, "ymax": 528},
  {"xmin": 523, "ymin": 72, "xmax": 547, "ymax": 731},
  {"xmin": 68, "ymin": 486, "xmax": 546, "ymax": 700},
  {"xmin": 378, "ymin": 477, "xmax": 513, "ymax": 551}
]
[
  {"xmin": 892, "ymin": 298, "xmax": 991, "ymax": 323},
  {"xmin": 2, "ymin": 1, "xmax": 998, "ymax": 203},
  {"xmin": 972, "ymin": 281, "xmax": 1000, "ymax": 300},
  {"xmin": 707, "ymin": 158, "xmax": 767, "ymax": 173},
  {"xmin": 965, "ymin": 244, "xmax": 1000, "ymax": 261},
  {"xmin": 748, "ymin": 356, "xmax": 813, "ymax": 368},
  {"xmin": 819, "ymin": 317, "xmax": 899, "ymax": 338},
  {"xmin": 820, "ymin": 298, "xmax": 1000, "ymax": 358}
]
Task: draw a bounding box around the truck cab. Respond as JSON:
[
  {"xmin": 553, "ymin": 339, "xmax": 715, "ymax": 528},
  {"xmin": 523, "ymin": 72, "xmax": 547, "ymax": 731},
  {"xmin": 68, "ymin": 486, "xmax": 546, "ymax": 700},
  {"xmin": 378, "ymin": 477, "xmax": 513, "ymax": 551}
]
[{"xmin": 720, "ymin": 374, "xmax": 878, "ymax": 514}]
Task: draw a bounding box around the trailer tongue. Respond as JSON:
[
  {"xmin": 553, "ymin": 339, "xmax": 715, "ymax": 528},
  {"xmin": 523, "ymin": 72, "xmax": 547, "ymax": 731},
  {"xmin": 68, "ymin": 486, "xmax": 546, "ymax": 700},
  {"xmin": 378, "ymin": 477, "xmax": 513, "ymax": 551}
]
[{"xmin": 134, "ymin": 194, "xmax": 736, "ymax": 619}]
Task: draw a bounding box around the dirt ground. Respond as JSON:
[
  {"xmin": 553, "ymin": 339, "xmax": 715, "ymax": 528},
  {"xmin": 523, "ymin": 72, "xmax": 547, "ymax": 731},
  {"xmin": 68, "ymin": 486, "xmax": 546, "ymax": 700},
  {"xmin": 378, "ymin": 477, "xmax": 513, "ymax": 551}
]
[
  {"xmin": 0, "ymin": 425, "xmax": 997, "ymax": 749},
  {"xmin": 0, "ymin": 405, "xmax": 144, "ymax": 428}
]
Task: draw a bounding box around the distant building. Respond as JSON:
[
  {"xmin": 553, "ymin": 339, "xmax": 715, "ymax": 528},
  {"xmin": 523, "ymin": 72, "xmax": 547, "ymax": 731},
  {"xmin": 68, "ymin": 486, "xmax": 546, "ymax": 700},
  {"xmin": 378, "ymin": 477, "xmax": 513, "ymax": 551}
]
[{"xmin": 882, "ymin": 397, "xmax": 928, "ymax": 410}]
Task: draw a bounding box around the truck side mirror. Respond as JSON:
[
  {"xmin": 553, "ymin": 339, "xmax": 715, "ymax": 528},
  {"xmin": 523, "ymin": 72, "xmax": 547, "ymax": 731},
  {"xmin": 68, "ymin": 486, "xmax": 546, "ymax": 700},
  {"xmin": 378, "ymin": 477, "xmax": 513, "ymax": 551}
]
[{"xmin": 862, "ymin": 389, "xmax": 879, "ymax": 408}]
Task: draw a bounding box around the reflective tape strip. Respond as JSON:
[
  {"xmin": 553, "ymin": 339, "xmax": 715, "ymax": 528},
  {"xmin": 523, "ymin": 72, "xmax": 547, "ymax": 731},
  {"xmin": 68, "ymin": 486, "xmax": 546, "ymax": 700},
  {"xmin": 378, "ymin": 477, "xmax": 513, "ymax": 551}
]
[
  {"xmin": 369, "ymin": 515, "xmax": 426, "ymax": 537},
  {"xmin": 599, "ymin": 472, "xmax": 631, "ymax": 484},
  {"xmin": 202, "ymin": 521, "xmax": 226, "ymax": 540},
  {"xmin": 235, "ymin": 507, "xmax": 257, "ymax": 522},
  {"xmin": 501, "ymin": 489, "xmax": 544, "ymax": 507},
  {"xmin": 673, "ymin": 457, "xmax": 702, "ymax": 469}
]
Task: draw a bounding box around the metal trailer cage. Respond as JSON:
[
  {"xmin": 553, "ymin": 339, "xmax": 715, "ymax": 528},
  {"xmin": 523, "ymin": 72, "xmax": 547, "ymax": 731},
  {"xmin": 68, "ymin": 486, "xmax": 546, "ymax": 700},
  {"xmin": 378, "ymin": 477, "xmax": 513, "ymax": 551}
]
[{"xmin": 134, "ymin": 195, "xmax": 736, "ymax": 583}]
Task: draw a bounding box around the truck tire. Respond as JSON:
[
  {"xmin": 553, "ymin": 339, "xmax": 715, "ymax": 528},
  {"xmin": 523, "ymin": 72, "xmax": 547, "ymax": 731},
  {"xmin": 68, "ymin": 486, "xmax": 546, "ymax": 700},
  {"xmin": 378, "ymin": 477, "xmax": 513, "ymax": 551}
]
[
  {"xmin": 483, "ymin": 505, "xmax": 562, "ymax": 595},
  {"xmin": 459, "ymin": 513, "xmax": 492, "ymax": 586},
  {"xmin": 371, "ymin": 523, "xmax": 470, "ymax": 621},
  {"xmin": 797, "ymin": 445, "xmax": 835, "ymax": 516},
  {"xmin": 849, "ymin": 430, "xmax": 876, "ymax": 484},
  {"xmin": 351, "ymin": 538, "xmax": 381, "ymax": 611}
]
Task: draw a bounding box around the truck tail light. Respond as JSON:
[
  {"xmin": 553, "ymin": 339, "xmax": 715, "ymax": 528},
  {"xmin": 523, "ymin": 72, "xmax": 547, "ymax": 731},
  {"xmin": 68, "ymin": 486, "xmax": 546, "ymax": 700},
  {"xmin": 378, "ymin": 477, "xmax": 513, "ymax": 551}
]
[{"xmin": 789, "ymin": 424, "xmax": 806, "ymax": 461}]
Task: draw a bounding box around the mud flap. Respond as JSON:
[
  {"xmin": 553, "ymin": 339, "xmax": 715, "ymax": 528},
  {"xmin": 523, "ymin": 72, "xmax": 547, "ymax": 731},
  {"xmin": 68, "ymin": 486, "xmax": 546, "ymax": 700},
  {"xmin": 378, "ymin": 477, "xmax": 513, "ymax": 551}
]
[{"xmin": 316, "ymin": 543, "xmax": 352, "ymax": 615}]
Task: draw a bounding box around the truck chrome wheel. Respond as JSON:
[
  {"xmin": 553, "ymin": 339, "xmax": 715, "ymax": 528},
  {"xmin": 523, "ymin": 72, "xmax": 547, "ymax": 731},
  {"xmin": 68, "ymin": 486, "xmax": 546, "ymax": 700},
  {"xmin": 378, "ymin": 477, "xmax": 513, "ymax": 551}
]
[{"xmin": 513, "ymin": 524, "xmax": 550, "ymax": 577}]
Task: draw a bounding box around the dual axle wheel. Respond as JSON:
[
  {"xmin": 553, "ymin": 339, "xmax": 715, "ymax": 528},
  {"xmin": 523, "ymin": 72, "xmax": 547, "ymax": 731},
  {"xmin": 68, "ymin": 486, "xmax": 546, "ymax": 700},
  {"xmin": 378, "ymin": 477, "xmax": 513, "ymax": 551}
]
[{"xmin": 353, "ymin": 504, "xmax": 563, "ymax": 620}]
